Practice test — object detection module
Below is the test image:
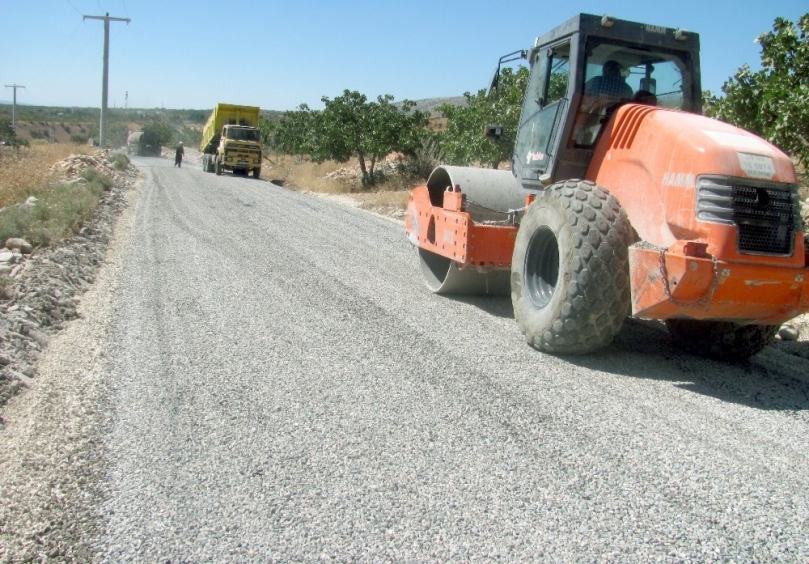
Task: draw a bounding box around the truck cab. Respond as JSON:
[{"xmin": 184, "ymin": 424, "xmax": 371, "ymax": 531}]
[{"xmin": 200, "ymin": 104, "xmax": 263, "ymax": 178}]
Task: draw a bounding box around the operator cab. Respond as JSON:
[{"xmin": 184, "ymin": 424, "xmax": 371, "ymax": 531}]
[{"xmin": 492, "ymin": 14, "xmax": 701, "ymax": 190}]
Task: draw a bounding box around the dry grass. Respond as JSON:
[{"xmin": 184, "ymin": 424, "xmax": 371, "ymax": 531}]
[
  {"xmin": 263, "ymin": 153, "xmax": 423, "ymax": 212},
  {"xmin": 0, "ymin": 143, "xmax": 105, "ymax": 250},
  {"xmin": 351, "ymin": 190, "xmax": 410, "ymax": 211},
  {"xmin": 263, "ymin": 154, "xmax": 354, "ymax": 194},
  {"xmin": 0, "ymin": 144, "xmax": 91, "ymax": 209}
]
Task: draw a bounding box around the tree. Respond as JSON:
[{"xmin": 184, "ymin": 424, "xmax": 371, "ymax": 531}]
[
  {"xmin": 269, "ymin": 91, "xmax": 429, "ymax": 187},
  {"xmin": 316, "ymin": 91, "xmax": 428, "ymax": 186},
  {"xmin": 436, "ymin": 66, "xmax": 529, "ymax": 169},
  {"xmin": 0, "ymin": 117, "xmax": 13, "ymax": 141},
  {"xmin": 0, "ymin": 117, "xmax": 28, "ymax": 148},
  {"xmin": 707, "ymin": 14, "xmax": 809, "ymax": 166},
  {"xmin": 141, "ymin": 118, "xmax": 176, "ymax": 149}
]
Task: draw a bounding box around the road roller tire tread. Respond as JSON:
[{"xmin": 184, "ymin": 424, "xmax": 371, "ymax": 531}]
[{"xmin": 511, "ymin": 179, "xmax": 632, "ymax": 354}]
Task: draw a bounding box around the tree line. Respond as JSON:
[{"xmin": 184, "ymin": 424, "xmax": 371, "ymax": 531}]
[{"xmin": 260, "ymin": 13, "xmax": 806, "ymax": 187}]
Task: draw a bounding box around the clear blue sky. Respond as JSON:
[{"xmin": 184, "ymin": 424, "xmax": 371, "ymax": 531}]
[{"xmin": 1, "ymin": 0, "xmax": 806, "ymax": 112}]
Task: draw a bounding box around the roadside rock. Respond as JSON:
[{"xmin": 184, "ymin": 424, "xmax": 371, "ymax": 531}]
[
  {"xmin": 0, "ymin": 150, "xmax": 139, "ymax": 412},
  {"xmin": 5, "ymin": 238, "xmax": 33, "ymax": 255},
  {"xmin": 779, "ymin": 324, "xmax": 800, "ymax": 341}
]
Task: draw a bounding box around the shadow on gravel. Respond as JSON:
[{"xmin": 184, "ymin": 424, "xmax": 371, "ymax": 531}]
[
  {"xmin": 444, "ymin": 292, "xmax": 809, "ymax": 410},
  {"xmin": 566, "ymin": 318, "xmax": 809, "ymax": 411},
  {"xmin": 270, "ymin": 179, "xmax": 285, "ymax": 187},
  {"xmin": 449, "ymin": 295, "xmax": 514, "ymax": 319}
]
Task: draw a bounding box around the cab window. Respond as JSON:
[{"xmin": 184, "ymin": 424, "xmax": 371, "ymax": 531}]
[
  {"xmin": 573, "ymin": 39, "xmax": 693, "ymax": 147},
  {"xmin": 514, "ymin": 42, "xmax": 570, "ymax": 175}
]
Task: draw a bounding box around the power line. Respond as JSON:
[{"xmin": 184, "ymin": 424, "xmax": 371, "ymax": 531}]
[{"xmin": 64, "ymin": 0, "xmax": 81, "ymax": 15}]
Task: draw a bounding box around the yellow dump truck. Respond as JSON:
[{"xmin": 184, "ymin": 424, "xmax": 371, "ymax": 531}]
[{"xmin": 200, "ymin": 103, "xmax": 263, "ymax": 177}]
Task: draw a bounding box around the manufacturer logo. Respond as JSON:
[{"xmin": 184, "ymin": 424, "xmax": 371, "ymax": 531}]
[
  {"xmin": 662, "ymin": 171, "xmax": 695, "ymax": 188},
  {"xmin": 525, "ymin": 151, "xmax": 545, "ymax": 164}
]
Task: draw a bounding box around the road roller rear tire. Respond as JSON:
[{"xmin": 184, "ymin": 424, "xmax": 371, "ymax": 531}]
[{"xmin": 511, "ymin": 180, "xmax": 631, "ymax": 354}]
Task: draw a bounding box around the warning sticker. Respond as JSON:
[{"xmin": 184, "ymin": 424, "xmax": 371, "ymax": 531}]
[{"xmin": 737, "ymin": 152, "xmax": 775, "ymax": 179}]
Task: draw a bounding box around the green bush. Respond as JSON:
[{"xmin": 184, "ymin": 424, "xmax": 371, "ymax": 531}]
[
  {"xmin": 109, "ymin": 152, "xmax": 129, "ymax": 171},
  {"xmin": 0, "ymin": 180, "xmax": 103, "ymax": 247},
  {"xmin": 70, "ymin": 133, "xmax": 89, "ymax": 145},
  {"xmin": 79, "ymin": 167, "xmax": 113, "ymax": 191}
]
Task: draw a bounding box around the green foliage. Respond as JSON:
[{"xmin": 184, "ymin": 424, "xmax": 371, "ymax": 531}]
[
  {"xmin": 0, "ymin": 179, "xmax": 105, "ymax": 247},
  {"xmin": 402, "ymin": 131, "xmax": 444, "ymax": 180},
  {"xmin": 0, "ymin": 117, "xmax": 13, "ymax": 140},
  {"xmin": 79, "ymin": 167, "xmax": 113, "ymax": 191},
  {"xmin": 437, "ymin": 66, "xmax": 529, "ymax": 169},
  {"xmin": 86, "ymin": 121, "xmax": 129, "ymax": 148},
  {"xmin": 269, "ymin": 91, "xmax": 429, "ymax": 187},
  {"xmin": 707, "ymin": 14, "xmax": 809, "ymax": 166},
  {"xmin": 176, "ymin": 126, "xmax": 202, "ymax": 148},
  {"xmin": 142, "ymin": 118, "xmax": 176, "ymax": 149},
  {"xmin": 0, "ymin": 117, "xmax": 29, "ymax": 148},
  {"xmin": 109, "ymin": 152, "xmax": 130, "ymax": 171},
  {"xmin": 69, "ymin": 133, "xmax": 90, "ymax": 145}
]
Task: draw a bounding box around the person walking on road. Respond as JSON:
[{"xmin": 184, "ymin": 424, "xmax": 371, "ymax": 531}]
[{"xmin": 175, "ymin": 141, "xmax": 185, "ymax": 168}]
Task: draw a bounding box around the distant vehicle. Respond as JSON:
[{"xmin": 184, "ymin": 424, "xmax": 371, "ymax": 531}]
[
  {"xmin": 127, "ymin": 130, "xmax": 161, "ymax": 156},
  {"xmin": 200, "ymin": 104, "xmax": 262, "ymax": 177}
]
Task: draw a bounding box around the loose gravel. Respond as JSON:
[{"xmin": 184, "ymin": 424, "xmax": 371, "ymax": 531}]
[{"xmin": 0, "ymin": 152, "xmax": 808, "ymax": 562}]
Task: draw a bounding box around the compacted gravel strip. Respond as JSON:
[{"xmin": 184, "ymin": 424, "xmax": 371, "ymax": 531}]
[
  {"xmin": 1, "ymin": 153, "xmax": 809, "ymax": 562},
  {"xmin": 96, "ymin": 158, "xmax": 809, "ymax": 561}
]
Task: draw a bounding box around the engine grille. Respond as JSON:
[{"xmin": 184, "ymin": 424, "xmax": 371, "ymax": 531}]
[{"xmin": 696, "ymin": 175, "xmax": 800, "ymax": 256}]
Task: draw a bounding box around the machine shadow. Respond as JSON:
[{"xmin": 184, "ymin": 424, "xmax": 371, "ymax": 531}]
[
  {"xmin": 445, "ymin": 291, "xmax": 809, "ymax": 411},
  {"xmin": 449, "ymin": 295, "xmax": 514, "ymax": 319},
  {"xmin": 566, "ymin": 318, "xmax": 809, "ymax": 411}
]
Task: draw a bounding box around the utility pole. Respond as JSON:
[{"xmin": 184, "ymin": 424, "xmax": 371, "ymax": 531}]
[
  {"xmin": 83, "ymin": 12, "xmax": 130, "ymax": 148},
  {"xmin": 4, "ymin": 84, "xmax": 26, "ymax": 135}
]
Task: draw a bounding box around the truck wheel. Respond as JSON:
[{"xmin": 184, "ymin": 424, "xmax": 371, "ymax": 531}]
[
  {"xmin": 253, "ymin": 167, "xmax": 261, "ymax": 178},
  {"xmin": 665, "ymin": 319, "xmax": 778, "ymax": 361},
  {"xmin": 511, "ymin": 179, "xmax": 631, "ymax": 354},
  {"xmin": 215, "ymin": 157, "xmax": 222, "ymax": 176}
]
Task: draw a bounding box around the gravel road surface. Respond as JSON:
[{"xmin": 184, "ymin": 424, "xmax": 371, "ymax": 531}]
[{"xmin": 3, "ymin": 154, "xmax": 809, "ymax": 561}]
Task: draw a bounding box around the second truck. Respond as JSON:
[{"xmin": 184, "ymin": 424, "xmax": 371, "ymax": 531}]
[{"xmin": 200, "ymin": 103, "xmax": 263, "ymax": 178}]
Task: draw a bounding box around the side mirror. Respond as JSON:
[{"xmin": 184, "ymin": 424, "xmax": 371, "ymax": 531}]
[
  {"xmin": 487, "ymin": 49, "xmax": 528, "ymax": 96},
  {"xmin": 484, "ymin": 125, "xmax": 504, "ymax": 141}
]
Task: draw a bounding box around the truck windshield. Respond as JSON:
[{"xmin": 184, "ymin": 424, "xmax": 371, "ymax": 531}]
[{"xmin": 226, "ymin": 128, "xmax": 260, "ymax": 142}]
